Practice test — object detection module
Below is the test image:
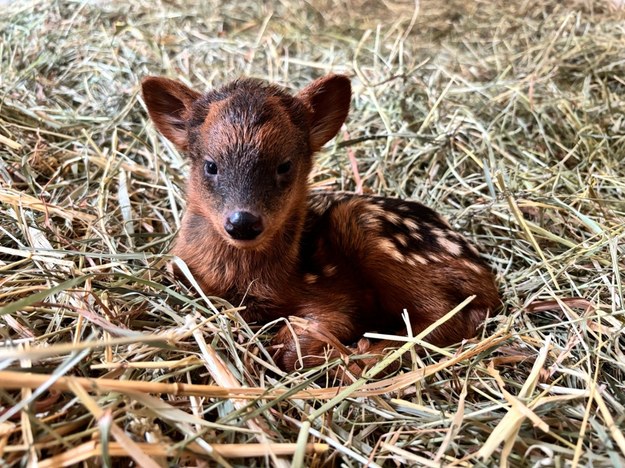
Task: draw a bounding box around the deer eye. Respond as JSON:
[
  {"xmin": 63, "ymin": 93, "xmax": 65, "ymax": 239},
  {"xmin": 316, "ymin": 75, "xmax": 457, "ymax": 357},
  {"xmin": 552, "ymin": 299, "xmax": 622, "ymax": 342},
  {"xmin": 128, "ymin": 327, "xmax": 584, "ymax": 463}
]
[
  {"xmin": 204, "ymin": 160, "xmax": 218, "ymax": 176},
  {"xmin": 277, "ymin": 160, "xmax": 292, "ymax": 175}
]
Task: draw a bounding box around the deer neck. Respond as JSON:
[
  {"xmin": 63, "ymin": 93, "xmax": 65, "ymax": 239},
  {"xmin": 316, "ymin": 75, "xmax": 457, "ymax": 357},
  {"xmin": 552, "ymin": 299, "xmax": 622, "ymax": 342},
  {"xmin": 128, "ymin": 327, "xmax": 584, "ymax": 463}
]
[{"xmin": 173, "ymin": 206, "xmax": 306, "ymax": 301}]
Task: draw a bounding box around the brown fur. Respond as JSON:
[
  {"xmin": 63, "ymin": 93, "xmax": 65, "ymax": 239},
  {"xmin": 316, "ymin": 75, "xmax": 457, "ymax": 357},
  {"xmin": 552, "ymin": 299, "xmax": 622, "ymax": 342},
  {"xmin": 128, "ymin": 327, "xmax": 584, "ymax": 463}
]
[{"xmin": 142, "ymin": 74, "xmax": 500, "ymax": 376}]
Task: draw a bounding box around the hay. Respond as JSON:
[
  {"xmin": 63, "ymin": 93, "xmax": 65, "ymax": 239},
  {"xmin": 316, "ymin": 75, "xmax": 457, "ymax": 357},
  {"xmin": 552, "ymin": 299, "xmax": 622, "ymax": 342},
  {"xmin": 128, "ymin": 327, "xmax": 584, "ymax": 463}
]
[{"xmin": 1, "ymin": 0, "xmax": 625, "ymax": 465}]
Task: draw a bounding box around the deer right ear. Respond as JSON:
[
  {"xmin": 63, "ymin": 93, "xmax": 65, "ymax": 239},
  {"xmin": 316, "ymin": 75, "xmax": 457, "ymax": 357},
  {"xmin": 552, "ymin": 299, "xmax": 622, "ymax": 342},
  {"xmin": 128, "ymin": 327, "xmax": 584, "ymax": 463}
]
[
  {"xmin": 297, "ymin": 74, "xmax": 352, "ymax": 152},
  {"xmin": 141, "ymin": 77, "xmax": 202, "ymax": 151}
]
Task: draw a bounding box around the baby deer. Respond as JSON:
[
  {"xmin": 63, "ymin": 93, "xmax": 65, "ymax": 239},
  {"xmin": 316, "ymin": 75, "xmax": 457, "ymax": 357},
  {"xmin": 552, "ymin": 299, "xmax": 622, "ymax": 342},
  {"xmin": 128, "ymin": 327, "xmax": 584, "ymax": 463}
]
[{"xmin": 142, "ymin": 74, "xmax": 499, "ymax": 375}]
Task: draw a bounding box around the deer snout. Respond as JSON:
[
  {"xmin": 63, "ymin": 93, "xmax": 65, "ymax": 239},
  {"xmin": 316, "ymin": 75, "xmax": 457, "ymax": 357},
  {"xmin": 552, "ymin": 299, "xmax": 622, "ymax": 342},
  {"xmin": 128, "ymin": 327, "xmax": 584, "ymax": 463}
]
[{"xmin": 225, "ymin": 211, "xmax": 264, "ymax": 241}]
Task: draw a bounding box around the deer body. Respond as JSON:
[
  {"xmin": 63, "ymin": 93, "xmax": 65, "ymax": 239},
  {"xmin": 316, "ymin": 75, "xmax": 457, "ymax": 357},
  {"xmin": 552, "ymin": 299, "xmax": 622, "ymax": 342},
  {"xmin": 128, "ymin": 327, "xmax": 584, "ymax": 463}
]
[{"xmin": 142, "ymin": 74, "xmax": 499, "ymax": 373}]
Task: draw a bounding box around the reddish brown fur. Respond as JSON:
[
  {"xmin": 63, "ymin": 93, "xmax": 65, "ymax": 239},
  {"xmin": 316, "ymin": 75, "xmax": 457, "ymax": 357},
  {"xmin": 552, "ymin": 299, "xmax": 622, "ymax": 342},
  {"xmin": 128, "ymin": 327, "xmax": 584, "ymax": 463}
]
[{"xmin": 142, "ymin": 74, "xmax": 500, "ymax": 376}]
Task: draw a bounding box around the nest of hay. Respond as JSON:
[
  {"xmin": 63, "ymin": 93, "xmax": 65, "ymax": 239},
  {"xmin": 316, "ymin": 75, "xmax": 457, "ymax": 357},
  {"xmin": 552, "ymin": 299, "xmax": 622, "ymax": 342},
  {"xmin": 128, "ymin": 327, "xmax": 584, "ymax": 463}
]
[{"xmin": 1, "ymin": 0, "xmax": 624, "ymax": 466}]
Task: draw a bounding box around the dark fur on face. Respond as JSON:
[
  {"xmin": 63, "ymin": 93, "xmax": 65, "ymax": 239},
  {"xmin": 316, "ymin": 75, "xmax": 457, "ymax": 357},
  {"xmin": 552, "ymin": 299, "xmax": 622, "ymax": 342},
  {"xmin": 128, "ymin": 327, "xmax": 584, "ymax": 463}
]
[{"xmin": 142, "ymin": 74, "xmax": 500, "ymax": 377}]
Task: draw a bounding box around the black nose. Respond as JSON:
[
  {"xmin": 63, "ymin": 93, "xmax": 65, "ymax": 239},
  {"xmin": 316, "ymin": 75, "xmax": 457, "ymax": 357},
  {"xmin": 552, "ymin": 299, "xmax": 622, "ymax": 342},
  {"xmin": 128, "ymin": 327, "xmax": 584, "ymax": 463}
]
[{"xmin": 225, "ymin": 211, "xmax": 264, "ymax": 241}]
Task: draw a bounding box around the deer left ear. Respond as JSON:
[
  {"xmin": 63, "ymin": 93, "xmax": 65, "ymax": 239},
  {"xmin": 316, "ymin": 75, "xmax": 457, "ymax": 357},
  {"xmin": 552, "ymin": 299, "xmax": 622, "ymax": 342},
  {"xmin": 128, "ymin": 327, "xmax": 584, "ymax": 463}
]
[
  {"xmin": 141, "ymin": 76, "xmax": 202, "ymax": 152},
  {"xmin": 297, "ymin": 74, "xmax": 351, "ymax": 152}
]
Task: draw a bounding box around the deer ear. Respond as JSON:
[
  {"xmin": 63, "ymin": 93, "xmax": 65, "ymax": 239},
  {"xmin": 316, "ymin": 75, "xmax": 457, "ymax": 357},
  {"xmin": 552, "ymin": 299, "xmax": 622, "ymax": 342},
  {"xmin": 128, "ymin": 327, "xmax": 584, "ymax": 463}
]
[
  {"xmin": 297, "ymin": 74, "xmax": 351, "ymax": 152},
  {"xmin": 141, "ymin": 76, "xmax": 202, "ymax": 151}
]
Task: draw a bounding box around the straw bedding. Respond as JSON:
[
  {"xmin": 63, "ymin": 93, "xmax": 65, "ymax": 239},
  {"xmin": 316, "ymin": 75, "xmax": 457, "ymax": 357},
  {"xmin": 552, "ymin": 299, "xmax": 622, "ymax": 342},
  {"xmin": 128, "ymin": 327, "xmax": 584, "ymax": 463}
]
[{"xmin": 1, "ymin": 0, "xmax": 624, "ymax": 466}]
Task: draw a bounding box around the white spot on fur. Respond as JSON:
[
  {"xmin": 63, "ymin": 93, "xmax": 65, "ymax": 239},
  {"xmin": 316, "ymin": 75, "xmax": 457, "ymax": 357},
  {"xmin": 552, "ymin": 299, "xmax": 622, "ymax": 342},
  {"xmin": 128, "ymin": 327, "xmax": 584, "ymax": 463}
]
[
  {"xmin": 437, "ymin": 236, "xmax": 463, "ymax": 256},
  {"xmin": 404, "ymin": 219, "xmax": 420, "ymax": 231},
  {"xmin": 379, "ymin": 238, "xmax": 405, "ymax": 262},
  {"xmin": 384, "ymin": 212, "xmax": 403, "ymax": 225},
  {"xmin": 462, "ymin": 259, "xmax": 484, "ymax": 273},
  {"xmin": 304, "ymin": 273, "xmax": 319, "ymax": 284},
  {"xmin": 411, "ymin": 231, "xmax": 423, "ymax": 242},
  {"xmin": 366, "ymin": 202, "xmax": 386, "ymax": 215},
  {"xmin": 323, "ymin": 265, "xmax": 337, "ymax": 277},
  {"xmin": 395, "ymin": 233, "xmax": 409, "ymax": 247},
  {"xmin": 359, "ymin": 203, "xmax": 387, "ymax": 230},
  {"xmin": 361, "ymin": 214, "xmax": 382, "ymax": 229},
  {"xmin": 411, "ymin": 253, "xmax": 429, "ymax": 265}
]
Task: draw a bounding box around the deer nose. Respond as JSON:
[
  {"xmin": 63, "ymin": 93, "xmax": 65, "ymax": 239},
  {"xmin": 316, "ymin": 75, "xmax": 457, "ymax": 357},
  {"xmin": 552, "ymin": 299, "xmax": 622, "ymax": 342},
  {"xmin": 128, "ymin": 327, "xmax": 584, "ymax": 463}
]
[{"xmin": 225, "ymin": 211, "xmax": 264, "ymax": 241}]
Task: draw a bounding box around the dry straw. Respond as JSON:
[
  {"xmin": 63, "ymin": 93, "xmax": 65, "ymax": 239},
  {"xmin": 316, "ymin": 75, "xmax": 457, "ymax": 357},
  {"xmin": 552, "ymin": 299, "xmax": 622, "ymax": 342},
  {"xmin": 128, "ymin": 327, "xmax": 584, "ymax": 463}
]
[{"xmin": 1, "ymin": 0, "xmax": 625, "ymax": 466}]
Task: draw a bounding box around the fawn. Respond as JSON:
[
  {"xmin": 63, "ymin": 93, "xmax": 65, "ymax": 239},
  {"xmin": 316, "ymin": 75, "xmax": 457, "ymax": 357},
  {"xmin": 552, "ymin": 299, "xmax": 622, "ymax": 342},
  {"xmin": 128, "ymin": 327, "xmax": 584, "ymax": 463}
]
[{"xmin": 142, "ymin": 74, "xmax": 499, "ymax": 375}]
